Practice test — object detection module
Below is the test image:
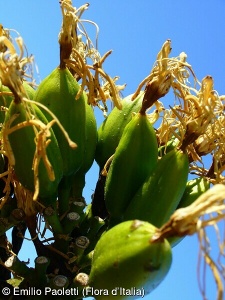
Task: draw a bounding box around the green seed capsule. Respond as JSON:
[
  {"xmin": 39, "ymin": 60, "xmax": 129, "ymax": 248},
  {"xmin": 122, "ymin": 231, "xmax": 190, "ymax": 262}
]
[
  {"xmin": 0, "ymin": 82, "xmax": 35, "ymax": 124},
  {"xmin": 95, "ymin": 92, "xmax": 144, "ymax": 170},
  {"xmin": 124, "ymin": 149, "xmax": 189, "ymax": 228},
  {"xmin": 34, "ymin": 67, "xmax": 86, "ymax": 176},
  {"xmin": 4, "ymin": 101, "xmax": 63, "ymax": 199},
  {"xmin": 105, "ymin": 112, "xmax": 158, "ymax": 224},
  {"xmin": 89, "ymin": 220, "xmax": 172, "ymax": 299}
]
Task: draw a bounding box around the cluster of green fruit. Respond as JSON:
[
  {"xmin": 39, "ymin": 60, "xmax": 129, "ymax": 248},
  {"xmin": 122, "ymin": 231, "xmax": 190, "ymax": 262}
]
[
  {"xmin": 0, "ymin": 59, "xmax": 210, "ymax": 299},
  {"xmin": 0, "ymin": 2, "xmax": 218, "ymax": 299}
]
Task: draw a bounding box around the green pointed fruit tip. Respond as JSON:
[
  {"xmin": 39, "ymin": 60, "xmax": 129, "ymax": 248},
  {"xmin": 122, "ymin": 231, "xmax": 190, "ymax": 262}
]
[
  {"xmin": 95, "ymin": 92, "xmax": 144, "ymax": 170},
  {"xmin": 177, "ymin": 176, "xmax": 210, "ymax": 209},
  {"xmin": 89, "ymin": 220, "xmax": 172, "ymax": 299},
  {"xmin": 158, "ymin": 136, "xmax": 180, "ymax": 157},
  {"xmin": 0, "ymin": 82, "xmax": 35, "ymax": 124}
]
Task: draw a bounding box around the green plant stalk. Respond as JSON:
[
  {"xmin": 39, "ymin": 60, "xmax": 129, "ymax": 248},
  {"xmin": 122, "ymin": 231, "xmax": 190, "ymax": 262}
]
[
  {"xmin": 58, "ymin": 175, "xmax": 74, "ymax": 217},
  {"xmin": 76, "ymin": 250, "xmax": 93, "ymax": 271},
  {"xmin": 78, "ymin": 204, "xmax": 93, "ymax": 236},
  {"xmin": 43, "ymin": 205, "xmax": 63, "ymax": 235},
  {"xmin": 43, "ymin": 205, "xmax": 71, "ymax": 254},
  {"xmin": 83, "ymin": 216, "xmax": 105, "ymax": 254},
  {"xmin": 73, "ymin": 236, "xmax": 90, "ymax": 265},
  {"xmin": 48, "ymin": 275, "xmax": 69, "ymax": 290},
  {"xmin": 70, "ymin": 171, "xmax": 86, "ymax": 200},
  {"xmin": 61, "ymin": 212, "xmax": 81, "ymax": 234},
  {"xmin": 4, "ymin": 254, "xmax": 33, "ymax": 278},
  {"xmin": 69, "ymin": 273, "xmax": 89, "ymax": 299},
  {"xmin": 69, "ymin": 201, "xmax": 86, "ymax": 216},
  {"xmin": 34, "ymin": 256, "xmax": 50, "ymax": 288},
  {"xmin": 0, "ymin": 208, "xmax": 25, "ymax": 236}
]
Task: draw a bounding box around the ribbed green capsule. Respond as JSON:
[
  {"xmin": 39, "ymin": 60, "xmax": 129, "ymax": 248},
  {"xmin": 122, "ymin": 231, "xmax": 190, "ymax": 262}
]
[
  {"xmin": 89, "ymin": 220, "xmax": 172, "ymax": 300},
  {"xmin": 34, "ymin": 67, "xmax": 86, "ymax": 176},
  {"xmin": 177, "ymin": 176, "xmax": 210, "ymax": 209},
  {"xmin": 105, "ymin": 112, "xmax": 158, "ymax": 224},
  {"xmin": 0, "ymin": 82, "xmax": 35, "ymax": 124},
  {"xmin": 57, "ymin": 97, "xmax": 97, "ymax": 215},
  {"xmin": 95, "ymin": 92, "xmax": 144, "ymax": 170},
  {"xmin": 71, "ymin": 97, "xmax": 98, "ymax": 198},
  {"xmin": 158, "ymin": 136, "xmax": 180, "ymax": 157},
  {"xmin": 0, "ymin": 85, "xmax": 12, "ymax": 124},
  {"xmin": 124, "ymin": 148, "xmax": 189, "ymax": 228},
  {"xmin": 4, "ymin": 101, "xmax": 63, "ymax": 199}
]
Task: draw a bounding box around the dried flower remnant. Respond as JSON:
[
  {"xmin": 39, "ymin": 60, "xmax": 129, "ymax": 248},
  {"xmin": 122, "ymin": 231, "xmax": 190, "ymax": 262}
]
[
  {"xmin": 0, "ymin": 30, "xmax": 53, "ymax": 200},
  {"xmin": 144, "ymin": 42, "xmax": 225, "ymax": 185},
  {"xmin": 132, "ymin": 40, "xmax": 172, "ymax": 107},
  {"xmin": 0, "ymin": 36, "xmax": 33, "ymax": 103},
  {"xmin": 14, "ymin": 180, "xmax": 37, "ymax": 217},
  {"xmin": 180, "ymin": 76, "xmax": 217, "ymax": 149},
  {"xmin": 59, "ymin": 0, "xmax": 125, "ymax": 114},
  {"xmin": 0, "ymin": 28, "xmax": 74, "ymax": 202},
  {"xmin": 151, "ymin": 184, "xmax": 225, "ymax": 300},
  {"xmin": 129, "ymin": 40, "xmax": 198, "ymax": 146},
  {"xmin": 184, "ymin": 78, "xmax": 225, "ymax": 180},
  {"xmin": 136, "ymin": 41, "xmax": 225, "ymax": 299},
  {"xmin": 0, "ymin": 25, "xmax": 10, "ymax": 52}
]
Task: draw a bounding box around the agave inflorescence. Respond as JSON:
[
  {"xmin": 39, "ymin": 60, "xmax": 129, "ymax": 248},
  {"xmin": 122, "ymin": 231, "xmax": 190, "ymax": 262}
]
[{"xmin": 0, "ymin": 1, "xmax": 225, "ymax": 300}]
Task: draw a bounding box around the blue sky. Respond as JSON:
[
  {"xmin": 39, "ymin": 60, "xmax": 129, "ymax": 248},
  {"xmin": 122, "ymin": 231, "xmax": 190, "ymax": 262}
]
[{"xmin": 1, "ymin": 1, "xmax": 225, "ymax": 299}]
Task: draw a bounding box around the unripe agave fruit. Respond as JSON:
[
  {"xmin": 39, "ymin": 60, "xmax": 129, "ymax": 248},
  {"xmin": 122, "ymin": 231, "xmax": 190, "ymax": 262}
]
[
  {"xmin": 95, "ymin": 92, "xmax": 144, "ymax": 170},
  {"xmin": 70, "ymin": 96, "xmax": 98, "ymax": 198},
  {"xmin": 104, "ymin": 112, "xmax": 158, "ymax": 225},
  {"xmin": 3, "ymin": 81, "xmax": 63, "ymax": 199},
  {"xmin": 124, "ymin": 148, "xmax": 189, "ymax": 228},
  {"xmin": 0, "ymin": 85, "xmax": 13, "ymax": 124},
  {"xmin": 34, "ymin": 67, "xmax": 86, "ymax": 176},
  {"xmin": 0, "ymin": 81, "xmax": 35, "ymax": 124},
  {"xmin": 81, "ymin": 95, "xmax": 98, "ymax": 175},
  {"xmin": 4, "ymin": 101, "xmax": 63, "ymax": 199},
  {"xmin": 89, "ymin": 220, "xmax": 172, "ymax": 299}
]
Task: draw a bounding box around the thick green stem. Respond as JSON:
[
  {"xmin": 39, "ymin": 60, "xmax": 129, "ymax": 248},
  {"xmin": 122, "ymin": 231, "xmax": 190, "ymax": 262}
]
[
  {"xmin": 44, "ymin": 206, "xmax": 63, "ymax": 235},
  {"xmin": 70, "ymin": 172, "xmax": 86, "ymax": 200},
  {"xmin": 48, "ymin": 275, "xmax": 69, "ymax": 290},
  {"xmin": 34, "ymin": 256, "xmax": 50, "ymax": 288},
  {"xmin": 58, "ymin": 175, "xmax": 73, "ymax": 217},
  {"xmin": 61, "ymin": 212, "xmax": 80, "ymax": 234},
  {"xmin": 5, "ymin": 254, "xmax": 33, "ymax": 278},
  {"xmin": 70, "ymin": 272, "xmax": 89, "ymax": 298}
]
